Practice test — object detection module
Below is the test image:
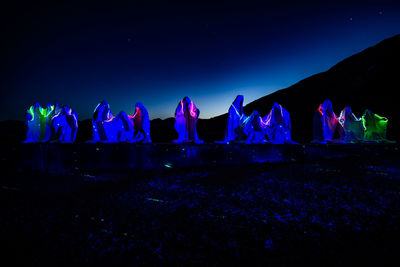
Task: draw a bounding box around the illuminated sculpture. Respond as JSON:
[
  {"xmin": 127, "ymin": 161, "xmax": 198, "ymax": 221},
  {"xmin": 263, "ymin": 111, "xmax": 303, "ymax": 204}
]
[
  {"xmin": 51, "ymin": 105, "xmax": 78, "ymax": 143},
  {"xmin": 91, "ymin": 100, "xmax": 113, "ymax": 142},
  {"xmin": 173, "ymin": 96, "xmax": 203, "ymax": 143},
  {"xmin": 102, "ymin": 111, "xmax": 134, "ymax": 142},
  {"xmin": 91, "ymin": 100, "xmax": 151, "ymax": 143},
  {"xmin": 361, "ymin": 109, "xmax": 389, "ymax": 142},
  {"xmin": 243, "ymin": 110, "xmax": 268, "ymax": 144},
  {"xmin": 338, "ymin": 107, "xmax": 364, "ymax": 143},
  {"xmin": 24, "ymin": 103, "xmax": 58, "ymax": 142},
  {"xmin": 313, "ymin": 100, "xmax": 343, "ymax": 143},
  {"xmin": 128, "ymin": 102, "xmax": 152, "ymax": 143},
  {"xmin": 264, "ymin": 102, "xmax": 293, "ymax": 144},
  {"xmin": 217, "ymin": 95, "xmax": 248, "ymax": 143}
]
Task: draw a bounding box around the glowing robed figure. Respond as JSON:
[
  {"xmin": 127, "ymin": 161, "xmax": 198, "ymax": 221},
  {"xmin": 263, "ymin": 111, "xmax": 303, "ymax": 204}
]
[
  {"xmin": 101, "ymin": 110, "xmax": 134, "ymax": 142},
  {"xmin": 217, "ymin": 95, "xmax": 248, "ymax": 143},
  {"xmin": 361, "ymin": 109, "xmax": 390, "ymax": 142},
  {"xmin": 173, "ymin": 96, "xmax": 203, "ymax": 143},
  {"xmin": 313, "ymin": 100, "xmax": 343, "ymax": 143},
  {"xmin": 91, "ymin": 100, "xmax": 113, "ymax": 142},
  {"xmin": 51, "ymin": 105, "xmax": 78, "ymax": 143},
  {"xmin": 243, "ymin": 110, "xmax": 268, "ymax": 144},
  {"xmin": 128, "ymin": 102, "xmax": 152, "ymax": 143},
  {"xmin": 338, "ymin": 106, "xmax": 364, "ymax": 143},
  {"xmin": 24, "ymin": 103, "xmax": 57, "ymax": 143},
  {"xmin": 264, "ymin": 102, "xmax": 293, "ymax": 144}
]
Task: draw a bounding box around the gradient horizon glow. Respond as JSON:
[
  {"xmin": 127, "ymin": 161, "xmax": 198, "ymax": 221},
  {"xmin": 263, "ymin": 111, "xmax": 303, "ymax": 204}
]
[{"xmin": 2, "ymin": 1, "xmax": 400, "ymax": 121}]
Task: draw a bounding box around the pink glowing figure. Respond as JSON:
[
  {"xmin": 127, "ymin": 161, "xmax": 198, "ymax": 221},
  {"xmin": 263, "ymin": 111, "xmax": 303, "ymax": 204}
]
[
  {"xmin": 173, "ymin": 96, "xmax": 203, "ymax": 143},
  {"xmin": 313, "ymin": 100, "xmax": 344, "ymax": 143},
  {"xmin": 128, "ymin": 102, "xmax": 151, "ymax": 143}
]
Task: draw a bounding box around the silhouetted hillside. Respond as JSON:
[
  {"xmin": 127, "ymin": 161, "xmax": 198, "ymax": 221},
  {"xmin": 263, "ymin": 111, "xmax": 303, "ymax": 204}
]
[
  {"xmin": 234, "ymin": 34, "xmax": 400, "ymax": 142},
  {"xmin": 2, "ymin": 34, "xmax": 399, "ymax": 143}
]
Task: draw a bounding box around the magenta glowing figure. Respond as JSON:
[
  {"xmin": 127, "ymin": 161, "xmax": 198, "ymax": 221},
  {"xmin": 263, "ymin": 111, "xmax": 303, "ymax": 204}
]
[
  {"xmin": 51, "ymin": 105, "xmax": 78, "ymax": 143},
  {"xmin": 243, "ymin": 110, "xmax": 268, "ymax": 144},
  {"xmin": 338, "ymin": 106, "xmax": 364, "ymax": 143},
  {"xmin": 263, "ymin": 102, "xmax": 293, "ymax": 144},
  {"xmin": 217, "ymin": 95, "xmax": 248, "ymax": 143},
  {"xmin": 173, "ymin": 96, "xmax": 203, "ymax": 143},
  {"xmin": 313, "ymin": 100, "xmax": 343, "ymax": 143},
  {"xmin": 128, "ymin": 102, "xmax": 151, "ymax": 143}
]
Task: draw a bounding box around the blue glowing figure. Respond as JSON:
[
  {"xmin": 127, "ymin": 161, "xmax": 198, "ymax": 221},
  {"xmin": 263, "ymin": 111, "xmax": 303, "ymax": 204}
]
[
  {"xmin": 173, "ymin": 96, "xmax": 203, "ymax": 143},
  {"xmin": 338, "ymin": 106, "xmax": 364, "ymax": 143},
  {"xmin": 102, "ymin": 110, "xmax": 134, "ymax": 142},
  {"xmin": 217, "ymin": 95, "xmax": 248, "ymax": 143},
  {"xmin": 24, "ymin": 103, "xmax": 58, "ymax": 143},
  {"xmin": 264, "ymin": 102, "xmax": 293, "ymax": 144},
  {"xmin": 51, "ymin": 105, "xmax": 78, "ymax": 143},
  {"xmin": 129, "ymin": 102, "xmax": 152, "ymax": 143},
  {"xmin": 243, "ymin": 110, "xmax": 268, "ymax": 144},
  {"xmin": 91, "ymin": 100, "xmax": 114, "ymax": 142},
  {"xmin": 313, "ymin": 100, "xmax": 343, "ymax": 143}
]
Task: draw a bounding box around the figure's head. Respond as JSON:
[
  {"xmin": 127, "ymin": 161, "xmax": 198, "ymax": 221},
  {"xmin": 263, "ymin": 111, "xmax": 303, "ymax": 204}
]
[
  {"xmin": 135, "ymin": 102, "xmax": 144, "ymax": 111},
  {"xmin": 321, "ymin": 100, "xmax": 333, "ymax": 116}
]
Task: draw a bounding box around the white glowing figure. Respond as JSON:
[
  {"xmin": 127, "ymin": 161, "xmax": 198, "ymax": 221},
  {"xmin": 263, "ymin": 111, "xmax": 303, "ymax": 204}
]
[
  {"xmin": 338, "ymin": 106, "xmax": 364, "ymax": 143},
  {"xmin": 263, "ymin": 102, "xmax": 293, "ymax": 144}
]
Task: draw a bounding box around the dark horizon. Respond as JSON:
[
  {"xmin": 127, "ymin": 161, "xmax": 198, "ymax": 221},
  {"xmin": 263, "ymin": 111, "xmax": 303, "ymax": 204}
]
[{"xmin": 2, "ymin": 1, "xmax": 400, "ymax": 121}]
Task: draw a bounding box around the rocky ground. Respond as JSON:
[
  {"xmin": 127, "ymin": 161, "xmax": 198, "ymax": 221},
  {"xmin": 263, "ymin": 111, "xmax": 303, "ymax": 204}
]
[{"xmin": 1, "ymin": 156, "xmax": 400, "ymax": 266}]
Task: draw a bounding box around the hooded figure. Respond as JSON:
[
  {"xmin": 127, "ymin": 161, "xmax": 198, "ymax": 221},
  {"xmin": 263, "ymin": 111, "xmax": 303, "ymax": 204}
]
[
  {"xmin": 24, "ymin": 103, "xmax": 57, "ymax": 143},
  {"xmin": 361, "ymin": 109, "xmax": 389, "ymax": 142},
  {"xmin": 173, "ymin": 96, "xmax": 203, "ymax": 143},
  {"xmin": 264, "ymin": 102, "xmax": 292, "ymax": 144},
  {"xmin": 102, "ymin": 110, "xmax": 134, "ymax": 142},
  {"xmin": 51, "ymin": 105, "xmax": 78, "ymax": 143},
  {"xmin": 313, "ymin": 100, "xmax": 343, "ymax": 143},
  {"xmin": 24, "ymin": 103, "xmax": 42, "ymax": 142},
  {"xmin": 338, "ymin": 106, "xmax": 364, "ymax": 143},
  {"xmin": 243, "ymin": 110, "xmax": 268, "ymax": 144},
  {"xmin": 217, "ymin": 95, "xmax": 248, "ymax": 143},
  {"xmin": 128, "ymin": 102, "xmax": 151, "ymax": 143},
  {"xmin": 91, "ymin": 100, "xmax": 113, "ymax": 142}
]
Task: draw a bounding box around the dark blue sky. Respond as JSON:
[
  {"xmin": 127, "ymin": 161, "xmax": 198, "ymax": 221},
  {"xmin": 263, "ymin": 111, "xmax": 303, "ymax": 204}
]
[{"xmin": 2, "ymin": 0, "xmax": 400, "ymax": 121}]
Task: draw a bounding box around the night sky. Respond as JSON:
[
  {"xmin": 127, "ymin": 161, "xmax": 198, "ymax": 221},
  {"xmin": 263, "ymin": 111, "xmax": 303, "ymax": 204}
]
[{"xmin": 2, "ymin": 1, "xmax": 400, "ymax": 121}]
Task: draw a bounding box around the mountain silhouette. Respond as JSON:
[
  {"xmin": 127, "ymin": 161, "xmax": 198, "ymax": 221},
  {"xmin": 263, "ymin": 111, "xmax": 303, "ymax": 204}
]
[
  {"xmin": 197, "ymin": 33, "xmax": 400, "ymax": 142},
  {"xmin": 1, "ymin": 34, "xmax": 399, "ymax": 143}
]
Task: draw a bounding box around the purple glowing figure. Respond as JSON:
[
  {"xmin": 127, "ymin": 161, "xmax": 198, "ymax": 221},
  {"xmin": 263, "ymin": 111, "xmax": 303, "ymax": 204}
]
[{"xmin": 173, "ymin": 96, "xmax": 203, "ymax": 143}]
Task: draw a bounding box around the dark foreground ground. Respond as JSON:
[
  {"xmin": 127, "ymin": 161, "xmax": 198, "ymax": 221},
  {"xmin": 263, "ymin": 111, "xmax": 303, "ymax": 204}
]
[{"xmin": 1, "ymin": 155, "xmax": 400, "ymax": 266}]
